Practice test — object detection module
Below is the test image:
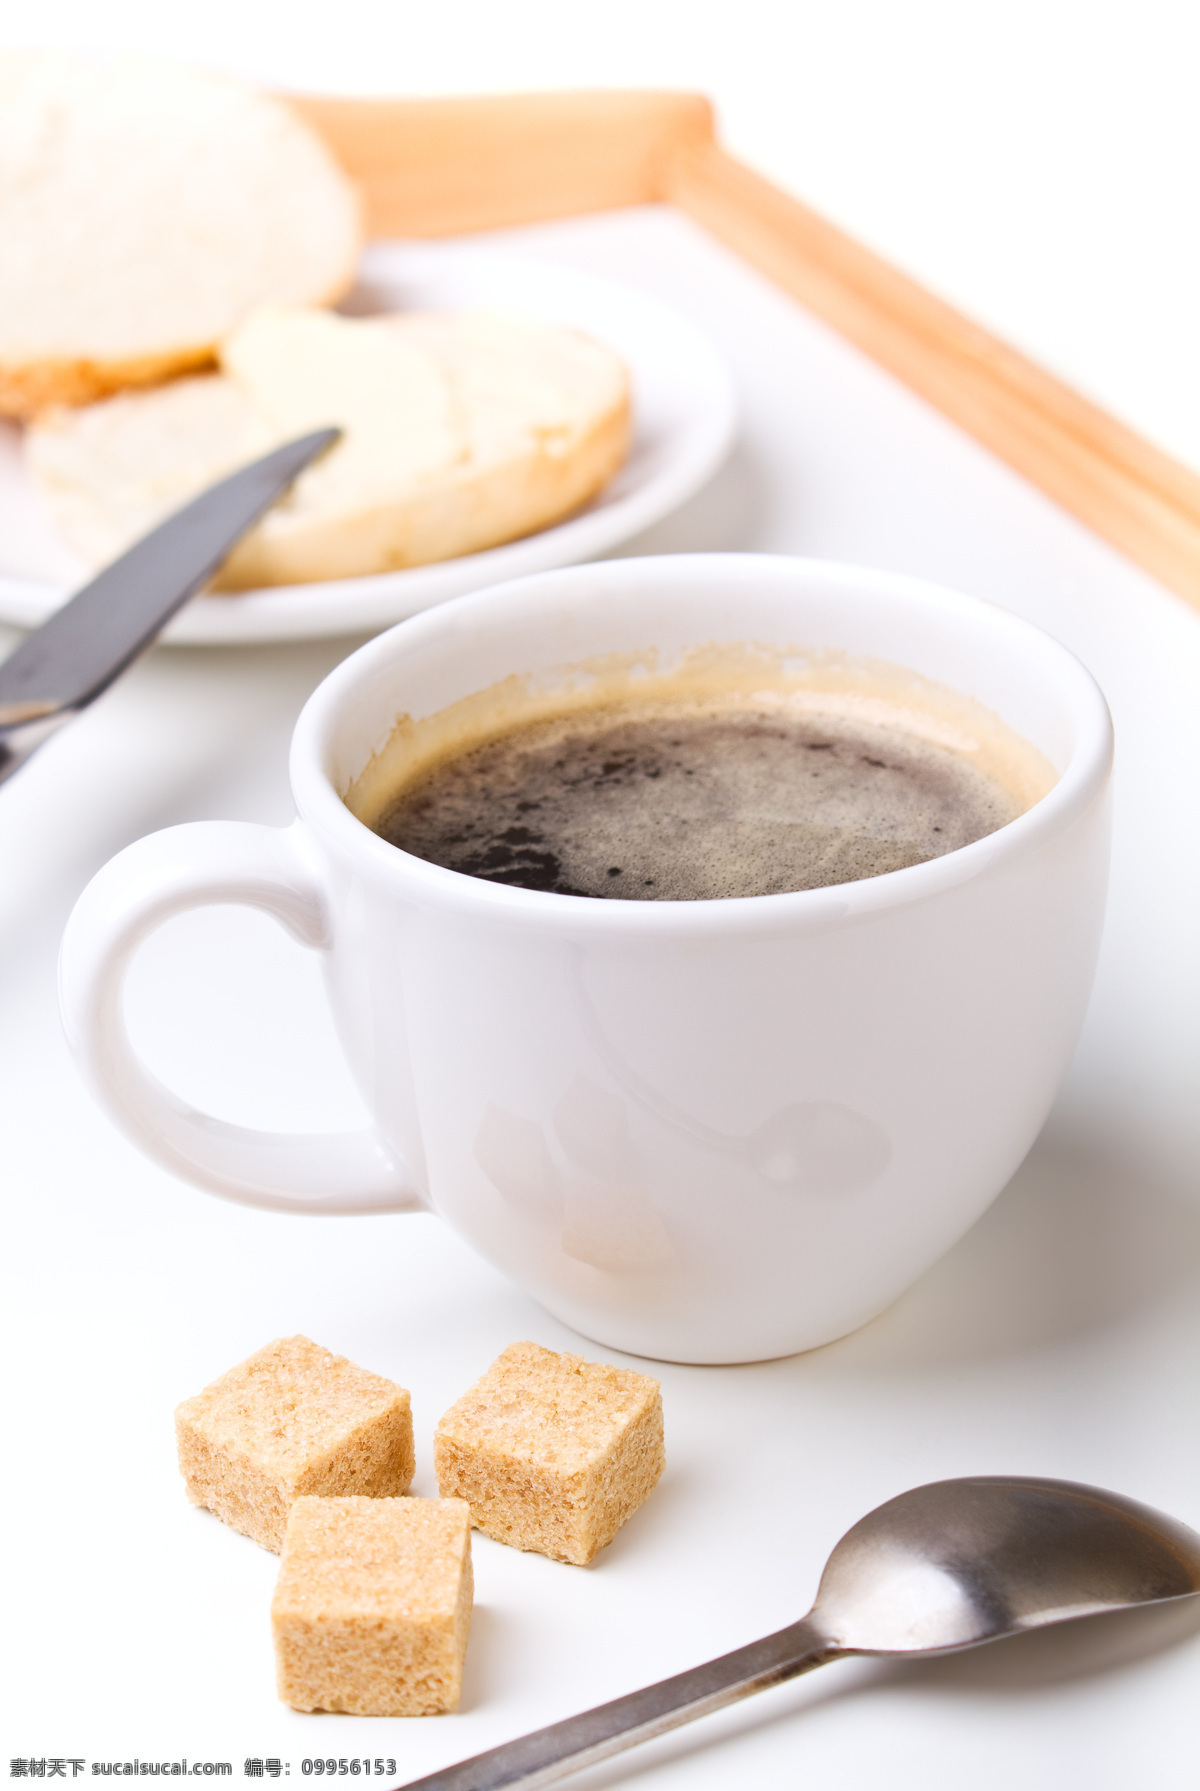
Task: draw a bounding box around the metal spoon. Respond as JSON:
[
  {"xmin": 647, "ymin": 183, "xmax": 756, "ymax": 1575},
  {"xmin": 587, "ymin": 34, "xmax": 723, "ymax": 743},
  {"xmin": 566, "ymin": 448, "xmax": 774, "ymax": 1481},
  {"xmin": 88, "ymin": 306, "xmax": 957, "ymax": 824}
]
[{"xmin": 401, "ymin": 1476, "xmax": 1200, "ymax": 1791}]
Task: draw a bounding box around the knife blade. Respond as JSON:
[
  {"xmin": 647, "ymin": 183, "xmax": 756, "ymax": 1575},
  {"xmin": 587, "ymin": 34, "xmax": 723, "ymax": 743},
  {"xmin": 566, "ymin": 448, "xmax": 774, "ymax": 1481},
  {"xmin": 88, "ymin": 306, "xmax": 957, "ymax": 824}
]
[{"xmin": 0, "ymin": 426, "xmax": 339, "ymax": 785}]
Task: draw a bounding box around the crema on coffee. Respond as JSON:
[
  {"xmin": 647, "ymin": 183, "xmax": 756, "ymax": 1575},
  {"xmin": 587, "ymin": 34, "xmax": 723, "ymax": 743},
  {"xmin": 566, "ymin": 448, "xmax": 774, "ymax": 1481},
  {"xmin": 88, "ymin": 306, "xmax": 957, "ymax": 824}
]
[{"xmin": 351, "ymin": 646, "xmax": 1055, "ymax": 901}]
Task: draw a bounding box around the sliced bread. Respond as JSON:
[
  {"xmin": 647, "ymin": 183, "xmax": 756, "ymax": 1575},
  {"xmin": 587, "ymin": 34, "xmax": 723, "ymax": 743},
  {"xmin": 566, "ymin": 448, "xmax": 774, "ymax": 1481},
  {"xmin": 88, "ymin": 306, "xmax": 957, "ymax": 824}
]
[
  {"xmin": 0, "ymin": 51, "xmax": 362, "ymax": 418},
  {"xmin": 26, "ymin": 304, "xmax": 631, "ymax": 585}
]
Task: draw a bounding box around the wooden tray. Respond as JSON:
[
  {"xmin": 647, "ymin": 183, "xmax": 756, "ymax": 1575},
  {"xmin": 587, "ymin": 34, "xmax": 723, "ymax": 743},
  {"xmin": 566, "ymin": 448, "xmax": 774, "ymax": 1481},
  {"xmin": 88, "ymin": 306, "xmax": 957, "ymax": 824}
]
[{"xmin": 290, "ymin": 89, "xmax": 1200, "ymax": 613}]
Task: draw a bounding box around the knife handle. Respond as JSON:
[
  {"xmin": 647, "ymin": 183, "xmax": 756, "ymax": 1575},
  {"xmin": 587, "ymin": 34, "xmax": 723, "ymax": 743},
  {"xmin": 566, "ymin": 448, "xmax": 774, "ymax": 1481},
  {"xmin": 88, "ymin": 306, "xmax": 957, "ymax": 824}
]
[{"xmin": 58, "ymin": 819, "xmax": 423, "ymax": 1216}]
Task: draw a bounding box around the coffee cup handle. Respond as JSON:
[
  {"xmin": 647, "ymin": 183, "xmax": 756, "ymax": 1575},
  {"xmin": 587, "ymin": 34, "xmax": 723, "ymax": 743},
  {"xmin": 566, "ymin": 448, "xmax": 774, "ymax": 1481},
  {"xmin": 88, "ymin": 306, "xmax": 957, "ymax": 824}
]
[{"xmin": 59, "ymin": 819, "xmax": 423, "ymax": 1215}]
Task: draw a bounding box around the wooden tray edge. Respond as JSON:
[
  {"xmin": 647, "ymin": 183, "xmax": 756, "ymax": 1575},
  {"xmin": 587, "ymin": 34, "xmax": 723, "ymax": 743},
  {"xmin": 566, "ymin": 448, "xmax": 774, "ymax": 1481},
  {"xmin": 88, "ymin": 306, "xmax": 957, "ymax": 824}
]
[{"xmin": 290, "ymin": 90, "xmax": 1200, "ymax": 612}]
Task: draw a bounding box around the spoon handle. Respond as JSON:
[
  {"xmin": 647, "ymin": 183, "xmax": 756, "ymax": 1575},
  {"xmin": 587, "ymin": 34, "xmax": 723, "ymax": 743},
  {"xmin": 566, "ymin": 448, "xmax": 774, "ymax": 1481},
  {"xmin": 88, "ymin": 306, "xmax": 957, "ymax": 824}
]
[{"xmin": 397, "ymin": 1617, "xmax": 836, "ymax": 1790}]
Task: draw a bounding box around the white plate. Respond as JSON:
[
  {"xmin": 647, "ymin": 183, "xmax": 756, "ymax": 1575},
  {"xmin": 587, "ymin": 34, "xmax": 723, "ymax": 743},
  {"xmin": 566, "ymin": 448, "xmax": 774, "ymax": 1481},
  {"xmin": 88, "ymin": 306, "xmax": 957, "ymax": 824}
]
[{"xmin": 0, "ymin": 242, "xmax": 737, "ymax": 645}]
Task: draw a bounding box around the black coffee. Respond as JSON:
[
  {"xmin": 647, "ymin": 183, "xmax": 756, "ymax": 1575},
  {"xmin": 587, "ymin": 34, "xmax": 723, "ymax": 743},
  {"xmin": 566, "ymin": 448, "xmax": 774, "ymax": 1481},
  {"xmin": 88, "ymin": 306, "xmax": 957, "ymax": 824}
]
[{"xmin": 373, "ymin": 700, "xmax": 1023, "ymax": 900}]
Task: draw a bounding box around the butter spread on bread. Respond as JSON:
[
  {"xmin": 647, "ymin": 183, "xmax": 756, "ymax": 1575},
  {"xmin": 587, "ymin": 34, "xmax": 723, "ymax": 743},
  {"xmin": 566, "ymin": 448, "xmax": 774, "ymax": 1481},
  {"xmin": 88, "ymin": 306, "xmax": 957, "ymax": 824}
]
[{"xmin": 26, "ymin": 305, "xmax": 632, "ymax": 587}]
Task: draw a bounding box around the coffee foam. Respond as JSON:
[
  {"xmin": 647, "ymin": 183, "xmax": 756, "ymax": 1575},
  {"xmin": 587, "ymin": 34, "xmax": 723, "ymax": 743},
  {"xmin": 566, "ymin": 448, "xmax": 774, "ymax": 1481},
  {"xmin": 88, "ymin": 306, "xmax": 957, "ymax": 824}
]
[
  {"xmin": 345, "ymin": 641, "xmax": 1056, "ymax": 834},
  {"xmin": 383, "ymin": 703, "xmax": 1032, "ymax": 898}
]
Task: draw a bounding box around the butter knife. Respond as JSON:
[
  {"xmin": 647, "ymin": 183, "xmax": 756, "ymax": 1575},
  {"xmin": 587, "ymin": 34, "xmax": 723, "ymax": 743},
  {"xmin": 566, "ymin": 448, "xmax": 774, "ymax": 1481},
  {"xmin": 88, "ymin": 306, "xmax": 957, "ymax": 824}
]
[{"xmin": 0, "ymin": 427, "xmax": 339, "ymax": 785}]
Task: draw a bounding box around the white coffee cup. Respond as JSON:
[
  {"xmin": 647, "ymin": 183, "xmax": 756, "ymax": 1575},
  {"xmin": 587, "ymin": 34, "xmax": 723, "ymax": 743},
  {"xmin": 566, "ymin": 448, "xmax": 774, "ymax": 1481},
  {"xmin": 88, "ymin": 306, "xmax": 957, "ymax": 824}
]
[{"xmin": 60, "ymin": 555, "xmax": 1112, "ymax": 1363}]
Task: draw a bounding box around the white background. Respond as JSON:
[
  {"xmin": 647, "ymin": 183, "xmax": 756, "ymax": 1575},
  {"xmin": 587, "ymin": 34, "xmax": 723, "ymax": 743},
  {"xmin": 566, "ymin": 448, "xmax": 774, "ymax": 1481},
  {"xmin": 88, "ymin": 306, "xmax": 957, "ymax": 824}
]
[
  {"xmin": 2, "ymin": 0, "xmax": 1199, "ymax": 468},
  {"xmin": 2, "ymin": 9, "xmax": 1200, "ymax": 1791}
]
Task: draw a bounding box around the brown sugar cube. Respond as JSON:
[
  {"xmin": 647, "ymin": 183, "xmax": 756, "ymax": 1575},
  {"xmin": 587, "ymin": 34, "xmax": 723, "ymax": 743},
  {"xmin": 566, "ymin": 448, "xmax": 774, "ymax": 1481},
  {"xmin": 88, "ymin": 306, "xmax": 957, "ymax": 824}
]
[
  {"xmin": 433, "ymin": 1341, "xmax": 664, "ymax": 1566},
  {"xmin": 174, "ymin": 1335, "xmax": 414, "ymax": 1553},
  {"xmin": 272, "ymin": 1496, "xmax": 473, "ymax": 1716}
]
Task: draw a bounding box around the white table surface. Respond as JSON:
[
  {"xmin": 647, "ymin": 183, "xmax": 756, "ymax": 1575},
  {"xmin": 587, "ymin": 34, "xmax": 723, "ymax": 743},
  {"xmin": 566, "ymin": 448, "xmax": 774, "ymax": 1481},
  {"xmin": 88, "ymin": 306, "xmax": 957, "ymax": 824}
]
[{"xmin": 3, "ymin": 204, "xmax": 1199, "ymax": 1790}]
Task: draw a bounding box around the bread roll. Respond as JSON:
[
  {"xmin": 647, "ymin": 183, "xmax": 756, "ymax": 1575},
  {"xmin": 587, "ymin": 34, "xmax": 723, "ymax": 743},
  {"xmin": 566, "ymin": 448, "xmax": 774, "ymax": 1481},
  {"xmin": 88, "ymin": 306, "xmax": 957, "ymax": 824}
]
[
  {"xmin": 27, "ymin": 305, "xmax": 632, "ymax": 587},
  {"xmin": 0, "ymin": 51, "xmax": 361, "ymax": 418}
]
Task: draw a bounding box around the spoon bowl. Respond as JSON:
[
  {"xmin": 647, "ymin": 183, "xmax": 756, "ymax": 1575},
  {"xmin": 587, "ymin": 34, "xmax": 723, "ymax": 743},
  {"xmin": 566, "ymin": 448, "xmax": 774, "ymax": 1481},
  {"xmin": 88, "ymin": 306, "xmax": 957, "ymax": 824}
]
[
  {"xmin": 812, "ymin": 1475, "xmax": 1200, "ymax": 1655},
  {"xmin": 400, "ymin": 1476, "xmax": 1200, "ymax": 1790}
]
